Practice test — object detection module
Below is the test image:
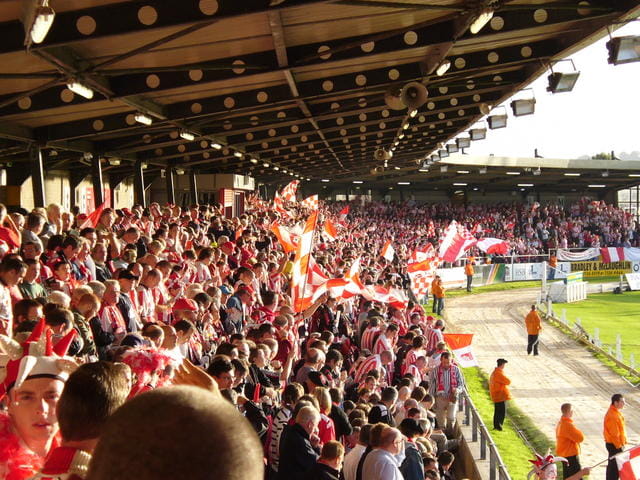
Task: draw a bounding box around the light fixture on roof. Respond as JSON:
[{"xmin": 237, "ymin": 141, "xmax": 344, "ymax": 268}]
[
  {"xmin": 394, "ymin": 166, "xmax": 401, "ymax": 170},
  {"xmin": 273, "ymin": 166, "xmax": 280, "ymax": 171},
  {"xmin": 479, "ymin": 167, "xmax": 487, "ymax": 174},
  {"xmin": 456, "ymin": 136, "xmax": 471, "ymax": 149},
  {"xmin": 506, "ymin": 171, "xmax": 520, "ymax": 175},
  {"xmin": 397, "ymin": 182, "xmax": 410, "ymax": 185},
  {"xmin": 211, "ymin": 142, "xmax": 222, "ymax": 150},
  {"xmin": 518, "ymin": 183, "xmax": 534, "ymax": 187},
  {"xmin": 470, "ymin": 124, "xmax": 487, "ymax": 140},
  {"xmin": 469, "ymin": 8, "xmax": 494, "ymax": 34},
  {"xmin": 607, "ymin": 35, "xmax": 640, "ymax": 65},
  {"xmin": 440, "ymin": 165, "xmax": 448, "ymax": 173},
  {"xmin": 29, "ymin": 0, "xmax": 55, "ymax": 44},
  {"xmin": 436, "ymin": 59, "xmax": 451, "ymax": 76},
  {"xmin": 589, "ymin": 184, "xmax": 606, "ymax": 188},
  {"xmin": 409, "ymin": 109, "xmax": 418, "ymax": 118},
  {"xmin": 547, "ymin": 59, "xmax": 580, "ymax": 93},
  {"xmin": 438, "ymin": 149, "xmax": 448, "ymax": 158},
  {"xmin": 134, "ymin": 113, "xmax": 153, "ymax": 125},
  {"xmin": 430, "ymin": 155, "xmax": 439, "ymax": 163},
  {"xmin": 564, "ymin": 172, "xmax": 580, "ymax": 176},
  {"xmin": 109, "ymin": 158, "xmax": 121, "ymax": 166},
  {"xmin": 510, "ymin": 89, "xmax": 536, "ymax": 116},
  {"xmin": 533, "ymin": 167, "xmax": 542, "ymax": 176},
  {"xmin": 175, "ymin": 168, "xmax": 185, "ymax": 175},
  {"xmin": 602, "ymin": 170, "xmax": 609, "ymax": 177},
  {"xmin": 250, "ymin": 158, "xmax": 258, "ymax": 164},
  {"xmin": 352, "ymin": 180, "xmax": 363, "ymax": 184},
  {"xmin": 453, "ymin": 182, "xmax": 467, "ymax": 186},
  {"xmin": 487, "ymin": 106, "xmax": 507, "ymax": 129},
  {"xmin": 263, "ymin": 162, "xmax": 269, "ymax": 168},
  {"xmin": 321, "ymin": 179, "xmax": 330, "ymax": 182},
  {"xmin": 447, "ymin": 144, "xmax": 458, "ymax": 154},
  {"xmin": 233, "ymin": 151, "xmax": 243, "ymax": 158},
  {"xmin": 66, "ymin": 81, "xmax": 94, "ymax": 99},
  {"xmin": 398, "ymin": 134, "xmax": 405, "ymax": 140},
  {"xmin": 179, "ymin": 131, "xmax": 195, "ymax": 141},
  {"xmin": 402, "ymin": 123, "xmax": 410, "ymax": 130}
]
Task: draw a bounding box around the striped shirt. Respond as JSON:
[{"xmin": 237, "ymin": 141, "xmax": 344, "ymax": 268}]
[
  {"xmin": 373, "ymin": 334, "xmax": 393, "ymax": 355},
  {"xmin": 353, "ymin": 354, "xmax": 383, "ymax": 384},
  {"xmin": 267, "ymin": 407, "xmax": 293, "ymax": 471},
  {"xmin": 428, "ymin": 364, "xmax": 465, "ymax": 397},
  {"xmin": 361, "ymin": 327, "xmax": 380, "ymax": 351},
  {"xmin": 405, "ymin": 364, "xmax": 424, "ymax": 382},
  {"xmin": 425, "ymin": 327, "xmax": 444, "ymax": 353}
]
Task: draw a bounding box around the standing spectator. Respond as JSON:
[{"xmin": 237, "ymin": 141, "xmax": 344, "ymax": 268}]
[
  {"xmin": 525, "ymin": 305, "xmax": 542, "ymax": 356},
  {"xmin": 308, "ymin": 441, "xmax": 344, "ymax": 480},
  {"xmin": 428, "ymin": 352, "xmax": 464, "ymax": 434},
  {"xmin": 464, "ymin": 259, "xmax": 474, "ymax": 292},
  {"xmin": 556, "ymin": 403, "xmax": 585, "ymax": 480},
  {"xmin": 433, "ymin": 277, "xmax": 445, "ymax": 315},
  {"xmin": 489, "ymin": 358, "xmax": 511, "ymax": 431},
  {"xmin": 604, "ymin": 393, "xmax": 626, "ymax": 480},
  {"xmin": 368, "ymin": 387, "xmax": 398, "ymax": 426},
  {"xmin": 343, "ymin": 424, "xmax": 371, "ymax": 480},
  {"xmin": 278, "ymin": 406, "xmax": 321, "ymax": 480},
  {"xmin": 361, "ymin": 426, "xmax": 404, "ymax": 480}
]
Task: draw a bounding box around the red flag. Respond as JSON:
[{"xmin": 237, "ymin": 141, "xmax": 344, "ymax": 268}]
[
  {"xmin": 338, "ymin": 206, "xmax": 349, "ymax": 224},
  {"xmin": 381, "ymin": 240, "xmax": 395, "ymax": 262},
  {"xmin": 270, "ymin": 222, "xmax": 299, "ymax": 253},
  {"xmin": 443, "ymin": 334, "xmax": 478, "ymax": 368},
  {"xmin": 300, "ymin": 195, "xmax": 319, "ymax": 210},
  {"xmin": 476, "ymin": 238, "xmax": 509, "ymax": 255},
  {"xmin": 80, "ymin": 202, "xmax": 106, "ymax": 229},
  {"xmin": 323, "ymin": 219, "xmax": 338, "ymax": 242},
  {"xmin": 616, "ymin": 446, "xmax": 640, "ymax": 480},
  {"xmin": 438, "ymin": 221, "xmax": 477, "ymax": 263}
]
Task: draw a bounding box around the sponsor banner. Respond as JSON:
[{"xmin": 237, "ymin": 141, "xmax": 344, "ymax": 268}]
[
  {"xmin": 504, "ymin": 262, "xmax": 571, "ymax": 282},
  {"xmin": 436, "ymin": 266, "xmax": 466, "ymax": 289},
  {"xmin": 625, "ymin": 273, "xmax": 640, "ymax": 291},
  {"xmin": 557, "ymin": 248, "xmax": 599, "ymax": 261},
  {"xmin": 569, "ymin": 260, "xmax": 636, "ymax": 277}
]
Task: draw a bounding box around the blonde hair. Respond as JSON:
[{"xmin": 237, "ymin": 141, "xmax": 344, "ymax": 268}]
[{"xmin": 313, "ymin": 387, "xmax": 332, "ymax": 414}]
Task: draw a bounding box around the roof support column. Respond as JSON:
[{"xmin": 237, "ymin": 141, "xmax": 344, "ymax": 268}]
[
  {"xmin": 189, "ymin": 170, "xmax": 198, "ymax": 205},
  {"xmin": 91, "ymin": 155, "xmax": 104, "ymax": 207},
  {"xmin": 29, "ymin": 145, "xmax": 46, "ymax": 208},
  {"xmin": 166, "ymin": 166, "xmax": 175, "ymax": 205},
  {"xmin": 134, "ymin": 160, "xmax": 146, "ymax": 207}
]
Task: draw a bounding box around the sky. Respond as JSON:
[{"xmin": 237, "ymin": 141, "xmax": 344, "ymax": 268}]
[{"xmin": 465, "ymin": 21, "xmax": 640, "ymax": 160}]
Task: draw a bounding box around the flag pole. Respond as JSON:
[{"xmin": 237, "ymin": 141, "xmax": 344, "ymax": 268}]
[{"xmin": 589, "ymin": 444, "xmax": 640, "ymax": 468}]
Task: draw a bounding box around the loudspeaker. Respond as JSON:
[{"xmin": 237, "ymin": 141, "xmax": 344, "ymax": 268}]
[
  {"xmin": 401, "ymin": 82, "xmax": 428, "ymax": 109},
  {"xmin": 384, "ymin": 85, "xmax": 405, "ymax": 110},
  {"xmin": 374, "ymin": 148, "xmax": 391, "ymax": 162}
]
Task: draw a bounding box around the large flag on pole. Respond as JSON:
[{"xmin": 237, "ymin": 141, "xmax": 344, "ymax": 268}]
[
  {"xmin": 381, "ymin": 240, "xmax": 395, "ymax": 262},
  {"xmin": 476, "ymin": 238, "xmax": 510, "ymax": 255},
  {"xmin": 438, "ymin": 221, "xmax": 477, "ymax": 262},
  {"xmin": 323, "ymin": 219, "xmax": 338, "ymax": 242},
  {"xmin": 443, "ymin": 333, "xmax": 478, "ymax": 368},
  {"xmin": 270, "ymin": 222, "xmax": 299, "ymax": 253},
  {"xmin": 280, "ymin": 180, "xmax": 300, "ymax": 203},
  {"xmin": 300, "ymin": 194, "xmax": 319, "ymax": 210},
  {"xmin": 338, "ymin": 206, "xmax": 349, "ymax": 224},
  {"xmin": 79, "ymin": 202, "xmax": 106, "ymax": 229},
  {"xmin": 291, "ymin": 212, "xmax": 318, "ymax": 312},
  {"xmin": 616, "ymin": 446, "xmax": 640, "ymax": 480}
]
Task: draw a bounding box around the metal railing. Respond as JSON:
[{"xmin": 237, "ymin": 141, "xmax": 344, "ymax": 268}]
[{"xmin": 458, "ymin": 389, "xmax": 512, "ymax": 480}]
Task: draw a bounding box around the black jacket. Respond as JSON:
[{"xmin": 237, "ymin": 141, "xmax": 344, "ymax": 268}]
[
  {"xmin": 330, "ymin": 403, "xmax": 353, "ymax": 440},
  {"xmin": 278, "ymin": 423, "xmax": 319, "ymax": 480},
  {"xmin": 307, "ymin": 462, "xmax": 340, "ymax": 480},
  {"xmin": 400, "ymin": 442, "xmax": 424, "ymax": 480},
  {"xmin": 368, "ymin": 403, "xmax": 395, "ymax": 426}
]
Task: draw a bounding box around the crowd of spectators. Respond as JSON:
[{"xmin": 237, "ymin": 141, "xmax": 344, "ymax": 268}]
[{"xmin": 0, "ymin": 194, "xmax": 635, "ymax": 480}]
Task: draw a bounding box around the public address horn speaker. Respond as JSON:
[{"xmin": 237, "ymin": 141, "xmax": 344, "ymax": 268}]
[
  {"xmin": 374, "ymin": 148, "xmax": 391, "ymax": 162},
  {"xmin": 384, "ymin": 85, "xmax": 405, "ymax": 110},
  {"xmin": 401, "ymin": 82, "xmax": 428, "ymax": 110}
]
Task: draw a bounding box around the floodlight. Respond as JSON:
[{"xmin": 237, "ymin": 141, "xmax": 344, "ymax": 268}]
[
  {"xmin": 211, "ymin": 142, "xmax": 223, "ymax": 150},
  {"xmin": 175, "ymin": 168, "xmax": 185, "ymax": 175},
  {"xmin": 470, "ymin": 8, "xmax": 493, "ymax": 34},
  {"xmin": 67, "ymin": 81, "xmax": 94, "ymax": 99},
  {"xmin": 179, "ymin": 131, "xmax": 195, "ymax": 141},
  {"xmin": 438, "ymin": 149, "xmax": 449, "ymax": 158},
  {"xmin": 430, "ymin": 155, "xmax": 439, "ymax": 163},
  {"xmin": 109, "ymin": 158, "xmax": 121, "ymax": 166},
  {"xmin": 440, "ymin": 165, "xmax": 448, "ymax": 172},
  {"xmin": 134, "ymin": 113, "xmax": 153, "ymax": 125},
  {"xmin": 479, "ymin": 167, "xmax": 487, "ymax": 174},
  {"xmin": 456, "ymin": 136, "xmax": 471, "ymax": 149},
  {"xmin": 511, "ymin": 98, "xmax": 536, "ymax": 116},
  {"xmin": 470, "ymin": 127, "xmax": 487, "ymax": 140},
  {"xmin": 533, "ymin": 167, "xmax": 542, "ymax": 176},
  {"xmin": 436, "ymin": 59, "xmax": 451, "ymax": 76},
  {"xmin": 487, "ymin": 113, "xmax": 507, "ymax": 129},
  {"xmin": 30, "ymin": 0, "xmax": 55, "ymax": 44},
  {"xmin": 607, "ymin": 36, "xmax": 640, "ymax": 65},
  {"xmin": 547, "ymin": 72, "xmax": 580, "ymax": 93},
  {"xmin": 446, "ymin": 143, "xmax": 458, "ymax": 154}
]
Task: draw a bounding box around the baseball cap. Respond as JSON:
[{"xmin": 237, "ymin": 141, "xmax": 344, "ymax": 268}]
[{"xmin": 172, "ymin": 298, "xmax": 198, "ymax": 312}]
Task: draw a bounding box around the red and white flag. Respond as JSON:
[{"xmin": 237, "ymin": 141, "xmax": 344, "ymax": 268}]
[
  {"xmin": 616, "ymin": 446, "xmax": 640, "ymax": 480},
  {"xmin": 273, "ymin": 191, "xmax": 290, "ymax": 217},
  {"xmin": 79, "ymin": 202, "xmax": 106, "ymax": 229},
  {"xmin": 476, "ymin": 238, "xmax": 510, "ymax": 255},
  {"xmin": 381, "ymin": 240, "xmax": 395, "ymax": 262},
  {"xmin": 300, "ymin": 194, "xmax": 319, "ymax": 210},
  {"xmin": 338, "ymin": 206, "xmax": 349, "ymax": 224},
  {"xmin": 270, "ymin": 222, "xmax": 299, "ymax": 253},
  {"xmin": 438, "ymin": 221, "xmax": 477, "ymax": 263},
  {"xmin": 280, "ymin": 180, "xmax": 300, "ymax": 203},
  {"xmin": 323, "ymin": 219, "xmax": 338, "ymax": 242},
  {"xmin": 443, "ymin": 333, "xmax": 478, "ymax": 368},
  {"xmin": 291, "ymin": 212, "xmax": 317, "ymax": 312},
  {"xmin": 601, "ymin": 247, "xmax": 640, "ymax": 263}
]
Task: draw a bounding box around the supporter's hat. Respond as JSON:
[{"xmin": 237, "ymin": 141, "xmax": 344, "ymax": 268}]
[
  {"xmin": 399, "ymin": 418, "xmax": 426, "ymax": 436},
  {"xmin": 219, "ymin": 285, "xmax": 233, "ymax": 295},
  {"xmin": 307, "ymin": 371, "xmax": 329, "ymax": 387},
  {"xmin": 220, "ymin": 241, "xmax": 235, "ymax": 250},
  {"xmin": 0, "ymin": 319, "xmax": 77, "ymax": 396},
  {"xmin": 172, "ymin": 298, "xmax": 198, "ymax": 312},
  {"xmin": 119, "ymin": 270, "xmax": 139, "ymax": 281}
]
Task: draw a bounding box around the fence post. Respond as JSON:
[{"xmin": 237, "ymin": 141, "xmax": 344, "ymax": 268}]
[
  {"xmin": 561, "ymin": 309, "xmax": 567, "ymax": 326},
  {"xmin": 490, "ymin": 448, "xmax": 496, "ymax": 480},
  {"xmin": 472, "ymin": 411, "xmax": 478, "ymax": 442},
  {"xmin": 480, "ymin": 428, "xmax": 487, "ymax": 460},
  {"xmin": 575, "ymin": 317, "xmax": 581, "ymax": 328},
  {"xmin": 631, "ymin": 353, "xmax": 636, "ymax": 371},
  {"xmin": 547, "ymin": 298, "xmax": 553, "ymax": 317},
  {"xmin": 594, "ymin": 328, "xmax": 600, "ymax": 347},
  {"xmin": 616, "ymin": 334, "xmax": 623, "ymax": 361}
]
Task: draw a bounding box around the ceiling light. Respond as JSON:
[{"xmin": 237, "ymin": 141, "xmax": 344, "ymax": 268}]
[
  {"xmin": 250, "ymin": 158, "xmax": 258, "ymax": 164},
  {"xmin": 453, "ymin": 183, "xmax": 467, "ymax": 186},
  {"xmin": 589, "ymin": 184, "xmax": 606, "ymax": 188},
  {"xmin": 394, "ymin": 140, "xmax": 400, "ymax": 146},
  {"xmin": 607, "ymin": 36, "xmax": 640, "ymax": 65},
  {"xmin": 394, "ymin": 166, "xmax": 401, "ymax": 170},
  {"xmin": 547, "ymin": 72, "xmax": 580, "ymax": 93},
  {"xmin": 440, "ymin": 165, "xmax": 448, "ymax": 173},
  {"xmin": 518, "ymin": 183, "xmax": 534, "ymax": 187},
  {"xmin": 479, "ymin": 167, "xmax": 487, "ymax": 174},
  {"xmin": 398, "ymin": 134, "xmax": 405, "ymax": 140},
  {"xmin": 234, "ymin": 151, "xmax": 243, "ymax": 158},
  {"xmin": 487, "ymin": 113, "xmax": 507, "ymax": 129},
  {"xmin": 289, "ymin": 172, "xmax": 295, "ymax": 176},
  {"xmin": 397, "ymin": 182, "xmax": 410, "ymax": 185},
  {"xmin": 409, "ymin": 110, "xmax": 418, "ymax": 118},
  {"xmin": 179, "ymin": 131, "xmax": 195, "ymax": 141},
  {"xmin": 141, "ymin": 162, "xmax": 148, "ymax": 170},
  {"xmin": 602, "ymin": 170, "xmax": 609, "ymax": 177},
  {"xmin": 457, "ymin": 170, "xmax": 469, "ymax": 174},
  {"xmin": 403, "ymin": 123, "xmax": 409, "ymax": 130},
  {"xmin": 419, "ymin": 168, "xmax": 429, "ymax": 172},
  {"xmin": 306, "ymin": 178, "xmax": 311, "ymax": 181},
  {"xmin": 175, "ymin": 168, "xmax": 185, "ymax": 175},
  {"xmin": 352, "ymin": 180, "xmax": 363, "ymax": 184},
  {"xmin": 533, "ymin": 167, "xmax": 542, "ymax": 176},
  {"xmin": 109, "ymin": 158, "xmax": 121, "ymax": 166},
  {"xmin": 511, "ymin": 98, "xmax": 536, "ymax": 117},
  {"xmin": 469, "ymin": 8, "xmax": 494, "ymax": 34},
  {"xmin": 629, "ymin": 174, "xmax": 640, "ymax": 178},
  {"xmin": 211, "ymin": 142, "xmax": 222, "ymax": 150},
  {"xmin": 134, "ymin": 113, "xmax": 153, "ymax": 125},
  {"xmin": 263, "ymin": 162, "xmax": 269, "ymax": 168},
  {"xmin": 273, "ymin": 166, "xmax": 280, "ymax": 171},
  {"xmin": 447, "ymin": 144, "xmax": 458, "ymax": 154},
  {"xmin": 473, "ymin": 187, "xmax": 479, "ymax": 191},
  {"xmin": 321, "ymin": 179, "xmax": 330, "ymax": 182},
  {"xmin": 67, "ymin": 81, "xmax": 94, "ymax": 99},
  {"xmin": 470, "ymin": 127, "xmax": 487, "ymax": 140},
  {"xmin": 436, "ymin": 59, "xmax": 451, "ymax": 76},
  {"xmin": 29, "ymin": 0, "xmax": 55, "ymax": 44},
  {"xmin": 564, "ymin": 173, "xmax": 580, "ymax": 176},
  {"xmin": 506, "ymin": 171, "xmax": 520, "ymax": 175},
  {"xmin": 456, "ymin": 136, "xmax": 471, "ymax": 149}
]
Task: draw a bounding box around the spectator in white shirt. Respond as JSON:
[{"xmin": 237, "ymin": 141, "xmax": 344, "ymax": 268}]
[
  {"xmin": 343, "ymin": 424, "xmax": 371, "ymax": 480},
  {"xmin": 361, "ymin": 427, "xmax": 404, "ymax": 480}
]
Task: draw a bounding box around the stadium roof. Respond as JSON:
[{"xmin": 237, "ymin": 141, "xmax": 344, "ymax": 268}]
[
  {"xmin": 329, "ymin": 154, "xmax": 640, "ymax": 192},
  {"xmin": 0, "ymin": 0, "xmax": 639, "ymax": 187}
]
